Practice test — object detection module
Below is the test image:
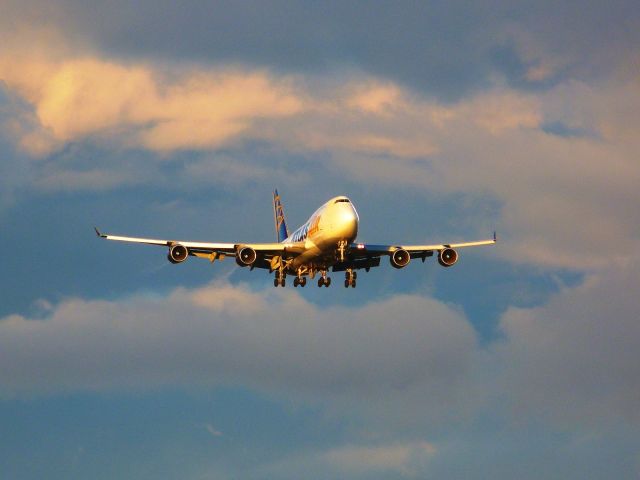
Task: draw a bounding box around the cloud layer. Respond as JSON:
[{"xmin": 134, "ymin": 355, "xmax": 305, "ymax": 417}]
[
  {"xmin": 2, "ymin": 264, "xmax": 639, "ymax": 431},
  {"xmin": 0, "ymin": 284, "xmax": 475, "ymax": 402}
]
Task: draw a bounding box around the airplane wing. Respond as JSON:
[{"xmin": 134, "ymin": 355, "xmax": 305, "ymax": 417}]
[
  {"xmin": 334, "ymin": 233, "xmax": 496, "ymax": 271},
  {"xmin": 94, "ymin": 228, "xmax": 291, "ymax": 269}
]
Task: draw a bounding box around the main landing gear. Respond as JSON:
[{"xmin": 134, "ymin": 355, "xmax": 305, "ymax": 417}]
[
  {"xmin": 273, "ymin": 270, "xmax": 286, "ymax": 287},
  {"xmin": 317, "ymin": 271, "xmax": 331, "ymax": 287},
  {"xmin": 344, "ymin": 269, "xmax": 357, "ymax": 288},
  {"xmin": 293, "ymin": 276, "xmax": 307, "ymax": 287}
]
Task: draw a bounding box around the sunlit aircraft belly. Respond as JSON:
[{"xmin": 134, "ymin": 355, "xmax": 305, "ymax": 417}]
[{"xmin": 287, "ymin": 202, "xmax": 359, "ymax": 269}]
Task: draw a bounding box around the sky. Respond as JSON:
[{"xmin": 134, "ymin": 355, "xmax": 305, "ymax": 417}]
[{"xmin": 1, "ymin": 1, "xmax": 639, "ymax": 478}]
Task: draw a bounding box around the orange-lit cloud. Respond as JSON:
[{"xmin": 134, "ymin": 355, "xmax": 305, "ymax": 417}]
[
  {"xmin": 346, "ymin": 83, "xmax": 403, "ymax": 115},
  {"xmin": 0, "ymin": 55, "xmax": 302, "ymax": 155},
  {"xmin": 324, "ymin": 441, "xmax": 437, "ymax": 475},
  {"xmin": 1, "ymin": 43, "xmax": 542, "ymax": 159}
]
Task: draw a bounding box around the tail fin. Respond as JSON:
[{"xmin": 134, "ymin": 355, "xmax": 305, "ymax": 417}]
[{"xmin": 273, "ymin": 189, "xmax": 289, "ymax": 242}]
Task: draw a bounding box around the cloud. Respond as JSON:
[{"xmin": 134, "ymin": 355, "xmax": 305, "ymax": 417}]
[
  {"xmin": 1, "ymin": 47, "xmax": 535, "ymax": 160},
  {"xmin": 323, "ymin": 441, "xmax": 436, "ymax": 476},
  {"xmin": 253, "ymin": 81, "xmax": 541, "ymax": 163},
  {"xmin": 2, "ymin": 259, "xmax": 640, "ymax": 431},
  {"xmin": 0, "ymin": 56, "xmax": 302, "ymax": 155},
  {"xmin": 257, "ymin": 440, "xmax": 438, "ymax": 479},
  {"xmin": 6, "ymin": 0, "xmax": 640, "ymax": 99},
  {"xmin": 204, "ymin": 423, "xmax": 223, "ymax": 438},
  {"xmin": 494, "ymin": 255, "xmax": 640, "ymax": 425},
  {"xmin": 0, "ymin": 283, "xmax": 476, "ymax": 405}
]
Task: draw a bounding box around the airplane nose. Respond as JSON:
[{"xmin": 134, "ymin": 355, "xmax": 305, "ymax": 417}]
[{"xmin": 339, "ymin": 204, "xmax": 358, "ymax": 239}]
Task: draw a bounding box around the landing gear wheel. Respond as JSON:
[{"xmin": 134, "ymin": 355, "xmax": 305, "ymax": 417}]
[
  {"xmin": 318, "ymin": 278, "xmax": 324, "ymax": 287},
  {"xmin": 345, "ymin": 270, "xmax": 357, "ymax": 288},
  {"xmin": 300, "ymin": 277, "xmax": 306, "ymax": 287},
  {"xmin": 293, "ymin": 278, "xmax": 299, "ymax": 287},
  {"xmin": 274, "ymin": 278, "xmax": 279, "ymax": 287},
  {"xmin": 280, "ymin": 277, "xmax": 286, "ymax": 287},
  {"xmin": 325, "ymin": 277, "xmax": 331, "ymax": 287}
]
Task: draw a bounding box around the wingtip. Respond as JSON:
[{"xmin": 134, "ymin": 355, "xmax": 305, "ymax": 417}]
[
  {"xmin": 493, "ymin": 231, "xmax": 497, "ymax": 242},
  {"xmin": 94, "ymin": 227, "xmax": 105, "ymax": 238}
]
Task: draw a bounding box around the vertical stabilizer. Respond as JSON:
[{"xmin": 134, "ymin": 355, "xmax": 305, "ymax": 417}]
[{"xmin": 273, "ymin": 189, "xmax": 288, "ymax": 242}]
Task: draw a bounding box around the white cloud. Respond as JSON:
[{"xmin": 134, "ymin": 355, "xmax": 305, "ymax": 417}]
[
  {"xmin": 0, "ymin": 282, "xmax": 476, "ymax": 404},
  {"xmin": 2, "ymin": 259, "xmax": 640, "ymax": 432},
  {"xmin": 204, "ymin": 423, "xmax": 223, "ymax": 438}
]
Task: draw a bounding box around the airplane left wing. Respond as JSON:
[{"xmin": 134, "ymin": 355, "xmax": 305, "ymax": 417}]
[{"xmin": 94, "ymin": 228, "xmax": 291, "ymax": 269}]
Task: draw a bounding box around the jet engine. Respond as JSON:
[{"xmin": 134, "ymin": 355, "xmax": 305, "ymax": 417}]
[
  {"xmin": 236, "ymin": 246, "xmax": 257, "ymax": 267},
  {"xmin": 438, "ymin": 247, "xmax": 458, "ymax": 267},
  {"xmin": 168, "ymin": 244, "xmax": 189, "ymax": 264},
  {"xmin": 390, "ymin": 248, "xmax": 411, "ymax": 269}
]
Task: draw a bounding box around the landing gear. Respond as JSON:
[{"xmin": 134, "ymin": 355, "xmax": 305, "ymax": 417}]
[
  {"xmin": 317, "ymin": 271, "xmax": 331, "ymax": 287},
  {"xmin": 344, "ymin": 269, "xmax": 357, "ymax": 288},
  {"xmin": 337, "ymin": 240, "xmax": 348, "ymax": 262},
  {"xmin": 273, "ymin": 270, "xmax": 286, "ymax": 287},
  {"xmin": 293, "ymin": 268, "xmax": 307, "ymax": 288}
]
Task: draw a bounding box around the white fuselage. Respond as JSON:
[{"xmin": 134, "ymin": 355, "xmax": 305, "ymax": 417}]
[{"xmin": 283, "ymin": 196, "xmax": 359, "ymax": 269}]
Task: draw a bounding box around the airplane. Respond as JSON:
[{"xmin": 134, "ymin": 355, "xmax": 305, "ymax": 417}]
[{"xmin": 95, "ymin": 190, "xmax": 496, "ymax": 288}]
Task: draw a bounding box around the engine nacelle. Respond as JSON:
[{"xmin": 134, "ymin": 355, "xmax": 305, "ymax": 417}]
[
  {"xmin": 235, "ymin": 246, "xmax": 257, "ymax": 267},
  {"xmin": 168, "ymin": 244, "xmax": 189, "ymax": 264},
  {"xmin": 390, "ymin": 249, "xmax": 411, "ymax": 269},
  {"xmin": 438, "ymin": 247, "xmax": 458, "ymax": 267}
]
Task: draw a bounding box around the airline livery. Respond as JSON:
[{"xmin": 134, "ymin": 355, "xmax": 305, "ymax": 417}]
[{"xmin": 96, "ymin": 191, "xmax": 496, "ymax": 288}]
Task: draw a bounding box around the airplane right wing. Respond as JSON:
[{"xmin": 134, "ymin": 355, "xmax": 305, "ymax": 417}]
[{"xmin": 94, "ymin": 228, "xmax": 295, "ymax": 269}]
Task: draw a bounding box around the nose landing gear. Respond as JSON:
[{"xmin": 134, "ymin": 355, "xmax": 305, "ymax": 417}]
[{"xmin": 337, "ymin": 240, "xmax": 348, "ymax": 262}]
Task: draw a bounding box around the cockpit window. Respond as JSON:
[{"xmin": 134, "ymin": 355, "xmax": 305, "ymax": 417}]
[{"xmin": 334, "ymin": 199, "xmax": 350, "ymax": 203}]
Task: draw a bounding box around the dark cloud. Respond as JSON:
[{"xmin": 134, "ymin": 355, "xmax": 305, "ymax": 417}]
[
  {"xmin": 7, "ymin": 0, "xmax": 639, "ymax": 100},
  {"xmin": 496, "ymin": 257, "xmax": 640, "ymax": 425},
  {"xmin": 67, "ymin": 0, "xmax": 495, "ymax": 99}
]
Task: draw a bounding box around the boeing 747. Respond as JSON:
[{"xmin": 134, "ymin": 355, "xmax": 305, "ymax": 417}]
[{"xmin": 96, "ymin": 191, "xmax": 496, "ymax": 288}]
